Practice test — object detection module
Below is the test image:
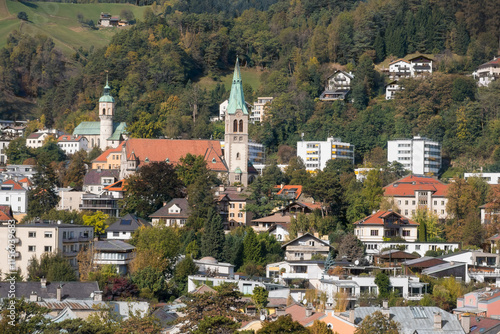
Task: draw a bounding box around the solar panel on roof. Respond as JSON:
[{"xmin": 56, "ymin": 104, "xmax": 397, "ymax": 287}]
[{"xmin": 120, "ymin": 220, "xmax": 132, "ymax": 225}]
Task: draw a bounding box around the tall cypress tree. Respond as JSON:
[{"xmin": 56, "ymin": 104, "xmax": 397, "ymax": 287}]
[{"xmin": 201, "ymin": 209, "xmax": 225, "ymax": 261}]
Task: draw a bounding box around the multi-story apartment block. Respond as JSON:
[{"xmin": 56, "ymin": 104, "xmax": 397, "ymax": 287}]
[
  {"xmin": 248, "ymin": 141, "xmax": 265, "ymax": 165},
  {"xmin": 0, "ymin": 222, "xmax": 94, "ymax": 277},
  {"xmin": 464, "ymin": 172, "xmax": 500, "ymax": 185},
  {"xmin": 250, "ymin": 97, "xmax": 273, "ymax": 123},
  {"xmin": 216, "ymin": 186, "xmax": 253, "ymax": 230},
  {"xmin": 387, "ymin": 136, "xmax": 441, "ymax": 175},
  {"xmin": 383, "ymin": 174, "xmax": 449, "ymax": 220},
  {"xmin": 57, "ymin": 135, "xmax": 89, "ymax": 155},
  {"xmin": 1, "ymin": 164, "xmax": 36, "ymax": 182},
  {"xmin": 319, "ymin": 70, "xmax": 353, "ymax": 101},
  {"xmin": 473, "ymin": 57, "xmax": 500, "ymax": 87},
  {"xmin": 297, "ymin": 137, "xmax": 354, "ymax": 171}
]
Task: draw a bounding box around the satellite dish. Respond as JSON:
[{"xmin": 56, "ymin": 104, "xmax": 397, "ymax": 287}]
[
  {"xmin": 260, "ymin": 314, "xmax": 266, "ymax": 321},
  {"xmin": 355, "ymin": 260, "xmax": 360, "ymax": 266}
]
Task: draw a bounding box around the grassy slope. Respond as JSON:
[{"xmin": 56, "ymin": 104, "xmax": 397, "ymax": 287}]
[
  {"xmin": 0, "ymin": 0, "xmax": 149, "ymax": 54},
  {"xmin": 196, "ymin": 68, "xmax": 263, "ymax": 92}
]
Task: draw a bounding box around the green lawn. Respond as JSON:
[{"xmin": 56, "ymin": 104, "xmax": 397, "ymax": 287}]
[
  {"xmin": 0, "ymin": 1, "xmax": 149, "ymax": 54},
  {"xmin": 197, "ymin": 68, "xmax": 263, "ymax": 92}
]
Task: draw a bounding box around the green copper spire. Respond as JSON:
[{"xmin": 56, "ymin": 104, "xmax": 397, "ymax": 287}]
[
  {"xmin": 99, "ymin": 73, "xmax": 115, "ymax": 103},
  {"xmin": 226, "ymin": 57, "xmax": 248, "ymax": 115}
]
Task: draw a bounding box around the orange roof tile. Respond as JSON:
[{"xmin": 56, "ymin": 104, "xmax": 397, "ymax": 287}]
[
  {"xmin": 285, "ymin": 304, "xmax": 325, "ymax": 325},
  {"xmin": 354, "ymin": 210, "xmax": 418, "ymax": 226},
  {"xmin": 2, "ymin": 179, "xmax": 25, "ymax": 190},
  {"xmin": 0, "ymin": 210, "xmax": 14, "ymax": 222},
  {"xmin": 277, "ymin": 185, "xmax": 303, "ymax": 200},
  {"xmin": 92, "ymin": 142, "xmax": 125, "ymax": 163},
  {"xmin": 103, "ymin": 179, "xmax": 127, "ymax": 192},
  {"xmin": 57, "ymin": 135, "xmax": 84, "ymax": 142},
  {"xmin": 383, "ymin": 175, "xmax": 448, "ymax": 197},
  {"xmin": 124, "ymin": 138, "xmax": 227, "ymax": 172}
]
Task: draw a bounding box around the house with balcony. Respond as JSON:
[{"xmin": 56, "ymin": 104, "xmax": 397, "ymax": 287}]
[
  {"xmin": 319, "ymin": 70, "xmax": 353, "ymax": 101},
  {"xmin": 266, "ymin": 260, "xmax": 325, "ymax": 284},
  {"xmin": 383, "ymin": 174, "xmax": 448, "ymax": 220},
  {"xmin": 149, "ymin": 198, "xmax": 190, "ymax": 227},
  {"xmin": 0, "ymin": 221, "xmax": 93, "ymax": 278},
  {"xmin": 409, "ymin": 55, "xmax": 433, "ymax": 77},
  {"xmin": 282, "ymin": 232, "xmax": 332, "ymax": 261},
  {"xmin": 354, "ymin": 210, "xmax": 419, "ymax": 243},
  {"xmin": 83, "ymin": 169, "xmax": 119, "ymax": 194},
  {"xmin": 215, "ymin": 186, "xmax": 253, "ymax": 230},
  {"xmin": 79, "ymin": 192, "xmax": 121, "ymax": 217},
  {"xmin": 297, "ymin": 137, "xmax": 354, "ymax": 171},
  {"xmin": 94, "ymin": 240, "xmax": 135, "ymax": 275},
  {"xmin": 388, "ymin": 59, "xmax": 412, "ymax": 80},
  {"xmin": 106, "ymin": 213, "xmax": 150, "ymax": 240},
  {"xmin": 251, "ymin": 202, "xmax": 321, "ymax": 234},
  {"xmin": 385, "ymin": 81, "xmax": 403, "ymax": 100},
  {"xmin": 187, "ymin": 274, "xmax": 285, "ymax": 295},
  {"xmin": 194, "ymin": 256, "xmax": 234, "ymax": 277},
  {"xmin": 456, "ymin": 288, "xmax": 500, "ymax": 318},
  {"xmin": 250, "ymin": 97, "xmax": 273, "ymax": 123},
  {"xmin": 364, "ymin": 241, "xmax": 460, "ymax": 262}
]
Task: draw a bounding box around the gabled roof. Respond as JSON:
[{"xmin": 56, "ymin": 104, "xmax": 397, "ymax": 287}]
[
  {"xmin": 389, "ymin": 58, "xmax": 410, "ymax": 65},
  {"xmin": 58, "ymin": 135, "xmax": 84, "ymax": 142},
  {"xmin": 268, "ymin": 222, "xmax": 290, "ymax": 233},
  {"xmin": 27, "ymin": 132, "xmax": 46, "ymax": 139},
  {"xmin": 276, "ymin": 185, "xmax": 302, "ymax": 200},
  {"xmin": 106, "ymin": 213, "xmax": 150, "ymax": 232},
  {"xmin": 375, "ymin": 250, "xmax": 419, "ymax": 260},
  {"xmin": 408, "ymin": 55, "xmax": 433, "ymax": 62},
  {"xmin": 478, "ymin": 57, "xmax": 500, "ymax": 69},
  {"xmin": 1, "ymin": 179, "xmax": 26, "ymax": 191},
  {"xmin": 487, "ymin": 234, "xmax": 500, "ymax": 242},
  {"xmin": 284, "ymin": 303, "xmax": 325, "ymax": 326},
  {"xmin": 83, "ymin": 169, "xmax": 119, "ymax": 186},
  {"xmin": 327, "ymin": 70, "xmax": 354, "ymax": 80},
  {"xmin": 383, "ymin": 174, "xmax": 448, "ymax": 197},
  {"xmin": 281, "ymin": 232, "xmax": 331, "ymax": 249},
  {"xmin": 353, "ymin": 210, "xmax": 418, "ymax": 226},
  {"xmin": 403, "ymin": 256, "xmax": 446, "ymax": 267},
  {"xmin": 124, "ymin": 138, "xmax": 227, "ymax": 172},
  {"xmin": 92, "ymin": 142, "xmax": 125, "ymax": 163},
  {"xmin": 149, "ymin": 198, "xmax": 191, "ymax": 218},
  {"xmin": 252, "ymin": 213, "xmax": 293, "ymax": 224}
]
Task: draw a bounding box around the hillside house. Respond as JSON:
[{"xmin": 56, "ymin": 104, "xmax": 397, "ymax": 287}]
[
  {"xmin": 319, "ymin": 70, "xmax": 353, "ymax": 101},
  {"xmin": 354, "ymin": 210, "xmax": 419, "ymax": 243},
  {"xmin": 282, "ymin": 232, "xmax": 332, "ymax": 261}
]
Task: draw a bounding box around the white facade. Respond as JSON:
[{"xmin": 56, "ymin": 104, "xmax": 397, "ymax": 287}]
[
  {"xmin": 219, "ymin": 100, "xmax": 228, "ymax": 120},
  {"xmin": 26, "ymin": 133, "xmax": 49, "ymax": 149},
  {"xmin": 409, "ymin": 56, "xmax": 433, "ymax": 77},
  {"xmin": 194, "ymin": 257, "xmax": 235, "ymax": 276},
  {"xmin": 387, "ymin": 136, "xmax": 441, "ymax": 175},
  {"xmin": 0, "ymin": 138, "xmax": 11, "ymax": 164},
  {"xmin": 250, "ymin": 97, "xmax": 273, "ymax": 123},
  {"xmin": 266, "ymin": 261, "xmax": 324, "ymax": 281},
  {"xmin": 57, "ymin": 136, "xmax": 89, "ymax": 155},
  {"xmin": 0, "ymin": 182, "xmax": 28, "ymax": 214},
  {"xmin": 297, "ymin": 137, "xmax": 354, "ymax": 171},
  {"xmin": 187, "ymin": 275, "xmax": 284, "ymax": 295},
  {"xmin": 388, "ymin": 60, "xmax": 412, "ymax": 80},
  {"xmin": 57, "ymin": 188, "xmax": 85, "ymax": 211},
  {"xmin": 385, "ymin": 82, "xmax": 403, "ymax": 100},
  {"xmin": 464, "ymin": 172, "xmax": 500, "ymax": 185},
  {"xmin": 363, "ymin": 241, "xmax": 460, "ymax": 260},
  {"xmin": 269, "ymin": 224, "xmax": 289, "ymax": 242},
  {"xmin": 473, "ymin": 57, "xmax": 500, "ymax": 87}
]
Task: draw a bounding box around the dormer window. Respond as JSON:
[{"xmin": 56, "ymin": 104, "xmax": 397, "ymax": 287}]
[
  {"xmin": 145, "ymin": 157, "xmax": 149, "ymax": 163},
  {"xmin": 165, "ymin": 158, "xmax": 169, "ymax": 163},
  {"xmin": 212, "ymin": 158, "xmax": 216, "ymax": 163}
]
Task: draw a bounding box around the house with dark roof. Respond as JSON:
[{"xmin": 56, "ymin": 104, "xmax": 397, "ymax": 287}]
[
  {"xmin": 421, "ymin": 261, "xmax": 469, "ymax": 283},
  {"xmin": 26, "ymin": 132, "xmax": 50, "ymax": 149},
  {"xmin": 474, "ymin": 56, "xmax": 500, "ymax": 87},
  {"xmin": 282, "ymin": 232, "xmax": 332, "ymax": 261},
  {"xmin": 149, "ymin": 198, "xmax": 191, "ymax": 227},
  {"xmin": 83, "ymin": 169, "xmax": 120, "ymax": 194},
  {"xmin": 106, "ymin": 213, "xmax": 150, "ymax": 240},
  {"xmin": 383, "ymin": 174, "xmax": 449, "ymax": 220},
  {"xmin": 252, "ymin": 202, "xmax": 321, "ymax": 233},
  {"xmin": 319, "ymin": 70, "xmax": 354, "ymax": 101},
  {"xmin": 373, "ymin": 249, "xmax": 419, "ymax": 266},
  {"xmin": 215, "ymin": 186, "xmax": 253, "ymax": 230},
  {"xmin": 403, "ymin": 256, "xmax": 447, "ymax": 275},
  {"xmin": 94, "ymin": 239, "xmax": 135, "ymax": 274},
  {"xmin": 353, "ymin": 210, "xmax": 419, "ymax": 243}
]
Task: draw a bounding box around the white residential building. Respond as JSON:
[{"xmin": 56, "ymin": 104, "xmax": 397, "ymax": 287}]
[
  {"xmin": 353, "ymin": 210, "xmax": 419, "ymax": 243},
  {"xmin": 464, "ymin": 172, "xmax": 500, "ymax": 185},
  {"xmin": 385, "ymin": 81, "xmax": 403, "ymax": 100},
  {"xmin": 387, "ymin": 136, "xmax": 441, "ymax": 175},
  {"xmin": 57, "ymin": 135, "xmax": 89, "ymax": 155},
  {"xmin": 187, "ymin": 275, "xmax": 285, "ymax": 295},
  {"xmin": 297, "ymin": 137, "xmax": 354, "ymax": 171},
  {"xmin": 319, "ymin": 70, "xmax": 354, "ymax": 101},
  {"xmin": 473, "ymin": 57, "xmax": 500, "ymax": 87},
  {"xmin": 250, "ymin": 97, "xmax": 273, "ymax": 123},
  {"xmin": 0, "ymin": 136, "xmax": 12, "ymax": 164},
  {"xmin": 409, "ymin": 55, "xmax": 433, "ymax": 77},
  {"xmin": 0, "ymin": 222, "xmax": 93, "ymax": 278},
  {"xmin": 363, "ymin": 241, "xmax": 460, "ymax": 261},
  {"xmin": 0, "ymin": 179, "xmax": 28, "ymax": 214},
  {"xmin": 194, "ymin": 256, "xmax": 235, "ymax": 276},
  {"xmin": 26, "ymin": 132, "xmax": 49, "ymax": 149},
  {"xmin": 388, "ymin": 59, "xmax": 412, "ymax": 80},
  {"xmin": 57, "ymin": 188, "xmax": 85, "ymax": 211}
]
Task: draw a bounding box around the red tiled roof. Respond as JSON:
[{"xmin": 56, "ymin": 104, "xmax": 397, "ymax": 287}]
[
  {"xmin": 92, "ymin": 142, "xmax": 125, "ymax": 163},
  {"xmin": 277, "ymin": 185, "xmax": 303, "ymax": 199},
  {"xmin": 478, "ymin": 57, "xmax": 500, "ymax": 69},
  {"xmin": 299, "ymin": 202, "xmax": 322, "ymax": 210},
  {"xmin": 383, "ymin": 175, "xmax": 448, "ymax": 197},
  {"xmin": 2, "ymin": 179, "xmax": 25, "ymax": 190},
  {"xmin": 124, "ymin": 138, "xmax": 227, "ymax": 172},
  {"xmin": 27, "ymin": 132, "xmax": 44, "ymax": 139},
  {"xmin": 470, "ymin": 317, "xmax": 500, "ymax": 334},
  {"xmin": 487, "ymin": 234, "xmax": 500, "ymax": 241},
  {"xmin": 57, "ymin": 135, "xmax": 84, "ymax": 142},
  {"xmin": 285, "ymin": 304, "xmax": 324, "ymax": 325},
  {"xmin": 354, "ymin": 210, "xmax": 418, "ymax": 226},
  {"xmin": 0, "ymin": 210, "xmax": 14, "ymax": 222}
]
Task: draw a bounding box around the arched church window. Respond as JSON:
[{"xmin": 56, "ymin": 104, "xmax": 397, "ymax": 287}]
[
  {"xmin": 97, "ymin": 138, "xmax": 100, "ymax": 147},
  {"xmin": 91, "ymin": 138, "xmax": 94, "ymax": 147},
  {"xmin": 239, "ymin": 120, "xmax": 243, "ymax": 132},
  {"xmin": 233, "ymin": 120, "xmax": 238, "ymax": 132},
  {"xmin": 236, "ymin": 153, "xmax": 240, "ymax": 160},
  {"xmin": 102, "ymin": 108, "xmax": 106, "ymax": 115}
]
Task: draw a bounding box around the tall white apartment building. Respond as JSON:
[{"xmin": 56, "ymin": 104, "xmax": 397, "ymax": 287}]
[
  {"xmin": 387, "ymin": 136, "xmax": 441, "ymax": 175},
  {"xmin": 297, "ymin": 137, "xmax": 354, "ymax": 171},
  {"xmin": 250, "ymin": 97, "xmax": 273, "ymax": 123}
]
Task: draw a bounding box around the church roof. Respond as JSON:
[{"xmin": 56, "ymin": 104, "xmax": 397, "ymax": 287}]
[
  {"xmin": 226, "ymin": 57, "xmax": 248, "ymax": 115},
  {"xmin": 99, "ymin": 77, "xmax": 115, "ymax": 103},
  {"xmin": 72, "ymin": 121, "xmax": 127, "ymax": 140}
]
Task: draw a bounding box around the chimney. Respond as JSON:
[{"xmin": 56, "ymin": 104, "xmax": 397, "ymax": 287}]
[
  {"xmin": 297, "ymin": 232, "xmax": 303, "ymax": 238},
  {"xmin": 40, "ymin": 278, "xmax": 47, "ymax": 288},
  {"xmin": 93, "ymin": 291, "xmax": 103, "ymax": 301},
  {"xmin": 382, "ymin": 300, "xmax": 388, "ymax": 309},
  {"xmin": 434, "ymin": 312, "xmax": 442, "ymax": 329},
  {"xmin": 30, "ymin": 291, "xmax": 37, "ymax": 302},
  {"xmin": 237, "ymin": 186, "xmax": 242, "ymax": 193},
  {"xmin": 305, "ymin": 305, "xmax": 313, "ymax": 317},
  {"xmin": 382, "ymin": 300, "xmax": 390, "ymax": 318},
  {"xmin": 219, "ymin": 185, "xmax": 225, "ymax": 192},
  {"xmin": 314, "ymin": 232, "xmax": 320, "ymax": 238},
  {"xmin": 349, "ymin": 309, "xmax": 355, "ymax": 323},
  {"xmin": 276, "ymin": 307, "xmax": 286, "ymax": 316},
  {"xmin": 56, "ymin": 285, "xmax": 62, "ymax": 301},
  {"xmin": 460, "ymin": 314, "xmax": 471, "ymax": 333}
]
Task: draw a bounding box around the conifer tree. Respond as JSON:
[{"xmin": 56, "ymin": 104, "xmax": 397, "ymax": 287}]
[
  {"xmin": 201, "ymin": 209, "xmax": 225, "ymax": 261},
  {"xmin": 27, "ymin": 155, "xmax": 60, "ymax": 219},
  {"xmin": 243, "ymin": 228, "xmax": 262, "ymax": 265},
  {"xmin": 373, "ymin": 33, "xmax": 385, "ymax": 63}
]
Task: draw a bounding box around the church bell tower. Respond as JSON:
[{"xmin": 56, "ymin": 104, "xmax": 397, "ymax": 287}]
[{"xmin": 99, "ymin": 75, "xmax": 115, "ymax": 151}]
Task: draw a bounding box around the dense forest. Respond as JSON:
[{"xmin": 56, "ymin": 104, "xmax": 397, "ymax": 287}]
[{"xmin": 0, "ymin": 0, "xmax": 499, "ymax": 173}]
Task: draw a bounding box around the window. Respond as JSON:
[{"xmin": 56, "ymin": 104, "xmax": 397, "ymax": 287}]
[
  {"xmin": 398, "ymin": 200, "xmax": 401, "ymax": 205},
  {"xmin": 28, "ymin": 246, "xmax": 36, "ymax": 252},
  {"xmin": 239, "ymin": 120, "xmax": 243, "ymax": 132},
  {"xmin": 113, "ymin": 232, "xmax": 119, "ymax": 237},
  {"xmin": 230, "ymin": 204, "xmax": 235, "ymax": 209},
  {"xmin": 309, "ymin": 241, "xmax": 315, "ymax": 246},
  {"xmin": 233, "ymin": 120, "xmax": 238, "ymax": 132},
  {"xmin": 44, "ymin": 232, "xmax": 52, "ymax": 238},
  {"xmin": 238, "ymin": 213, "xmax": 243, "ymax": 218},
  {"xmin": 402, "ymin": 230, "xmax": 411, "ymax": 236},
  {"xmin": 239, "ymin": 203, "xmax": 242, "ymax": 209},
  {"xmin": 405, "ymin": 210, "xmax": 408, "ymax": 216},
  {"xmin": 44, "ymin": 246, "xmax": 52, "ymax": 252},
  {"xmin": 434, "ymin": 200, "xmax": 437, "ymax": 205},
  {"xmin": 405, "ymin": 200, "xmax": 408, "ymax": 205},
  {"xmin": 294, "ymin": 252, "xmax": 304, "ymax": 258},
  {"xmin": 28, "ymin": 232, "xmax": 36, "ymax": 238},
  {"xmin": 441, "ymin": 201, "xmax": 444, "ymax": 205},
  {"xmin": 235, "ymin": 174, "xmax": 240, "ymax": 181},
  {"xmin": 415, "ymin": 245, "xmax": 420, "ymax": 250},
  {"xmin": 230, "ymin": 213, "xmax": 235, "ymax": 218},
  {"xmin": 412, "ymin": 200, "xmax": 416, "ymax": 205},
  {"xmin": 370, "ymin": 230, "xmax": 378, "ymax": 236},
  {"xmin": 441, "ymin": 210, "xmax": 444, "ymax": 214}
]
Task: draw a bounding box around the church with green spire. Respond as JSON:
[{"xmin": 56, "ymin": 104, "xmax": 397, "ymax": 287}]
[
  {"xmin": 224, "ymin": 58, "xmax": 250, "ymax": 186},
  {"xmin": 73, "ymin": 77, "xmax": 127, "ymax": 151}
]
